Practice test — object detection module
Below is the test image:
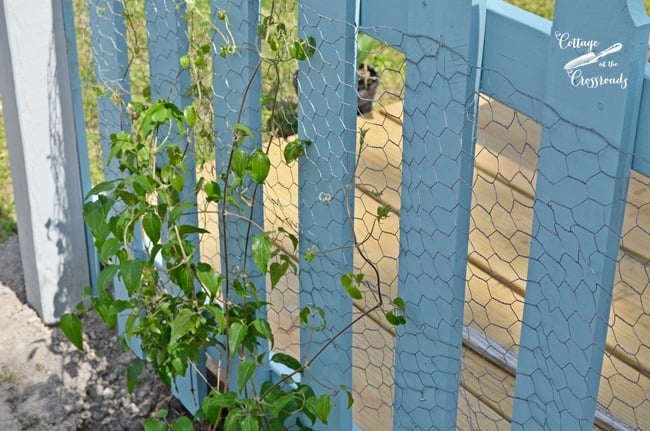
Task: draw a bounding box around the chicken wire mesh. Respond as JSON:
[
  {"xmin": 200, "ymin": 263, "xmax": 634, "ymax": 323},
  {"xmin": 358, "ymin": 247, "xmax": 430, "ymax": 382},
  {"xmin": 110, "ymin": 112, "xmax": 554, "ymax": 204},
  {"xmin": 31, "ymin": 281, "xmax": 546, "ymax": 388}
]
[{"xmin": 75, "ymin": 0, "xmax": 650, "ymax": 429}]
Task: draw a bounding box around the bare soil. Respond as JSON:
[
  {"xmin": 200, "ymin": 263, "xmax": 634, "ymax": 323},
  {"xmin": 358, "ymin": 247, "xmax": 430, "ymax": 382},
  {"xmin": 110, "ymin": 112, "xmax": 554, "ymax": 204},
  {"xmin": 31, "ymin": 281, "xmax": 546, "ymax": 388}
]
[{"xmin": 0, "ymin": 234, "xmax": 191, "ymax": 430}]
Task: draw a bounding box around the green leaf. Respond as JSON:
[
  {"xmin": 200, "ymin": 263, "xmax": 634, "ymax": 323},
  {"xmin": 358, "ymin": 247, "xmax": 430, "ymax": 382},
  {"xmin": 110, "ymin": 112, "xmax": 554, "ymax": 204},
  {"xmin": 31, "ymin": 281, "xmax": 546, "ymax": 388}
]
[
  {"xmin": 252, "ymin": 319, "xmax": 273, "ymax": 346},
  {"xmin": 299, "ymin": 307, "xmax": 311, "ymax": 325},
  {"xmin": 231, "ymin": 149, "xmax": 249, "ymax": 178},
  {"xmin": 357, "ymin": 33, "xmax": 380, "ymax": 65},
  {"xmin": 85, "ymin": 180, "xmax": 116, "ymax": 199},
  {"xmin": 140, "ymin": 102, "xmax": 177, "ymax": 138},
  {"xmin": 237, "ymin": 359, "xmax": 256, "ymax": 391},
  {"xmin": 178, "ymin": 224, "xmax": 209, "ymax": 236},
  {"xmin": 132, "ymin": 175, "xmax": 153, "ymax": 195},
  {"xmin": 143, "ymin": 212, "xmax": 162, "ymax": 244},
  {"xmin": 385, "ymin": 297, "xmax": 406, "ymax": 325},
  {"xmin": 99, "ymin": 237, "xmax": 121, "ymax": 263},
  {"xmin": 305, "ymin": 36, "xmax": 317, "ymax": 57},
  {"xmin": 252, "ymin": 232, "xmax": 272, "ymax": 273},
  {"xmin": 171, "ymin": 356, "xmax": 186, "ymax": 375},
  {"xmin": 385, "ymin": 311, "xmax": 406, "ymax": 326},
  {"xmin": 206, "ymin": 305, "xmax": 226, "ymax": 329},
  {"xmin": 300, "ymin": 306, "xmax": 326, "ymax": 332},
  {"xmin": 184, "ymin": 105, "xmax": 197, "ymax": 128},
  {"xmin": 180, "ymin": 54, "xmax": 190, "ymax": 69},
  {"xmin": 228, "ymin": 322, "xmax": 248, "ymax": 356},
  {"xmin": 283, "ymin": 139, "xmax": 311, "ymax": 164},
  {"xmin": 124, "ymin": 312, "xmax": 138, "ymax": 341},
  {"xmin": 144, "ymin": 419, "xmax": 166, "ymax": 431},
  {"xmin": 340, "ymin": 274, "xmax": 362, "ymax": 300},
  {"xmin": 377, "ymin": 204, "xmax": 392, "ymax": 220},
  {"xmin": 92, "ymin": 297, "xmax": 117, "ymax": 329},
  {"xmin": 152, "ymin": 409, "xmax": 168, "ymax": 419},
  {"xmin": 241, "ymin": 416, "xmax": 259, "ymax": 431},
  {"xmin": 202, "ymin": 392, "xmax": 239, "ymax": 423},
  {"xmin": 169, "ymin": 202, "xmax": 194, "ymax": 226},
  {"xmin": 233, "ymin": 123, "xmax": 252, "ymax": 146},
  {"xmin": 345, "ymin": 387, "xmax": 354, "ymax": 409},
  {"xmin": 60, "ymin": 313, "xmax": 83, "ymax": 351},
  {"xmin": 196, "ymin": 263, "xmax": 222, "ymax": 297},
  {"xmin": 84, "ymin": 200, "xmax": 105, "ymax": 234},
  {"xmin": 270, "ymin": 394, "xmax": 295, "ymax": 417},
  {"xmin": 249, "ymin": 150, "xmax": 270, "ymax": 184},
  {"xmin": 316, "ymin": 395, "xmax": 331, "ymax": 424},
  {"xmin": 170, "ymin": 266, "xmax": 193, "ymax": 296},
  {"xmin": 278, "ymin": 227, "xmax": 298, "ymax": 250},
  {"xmin": 171, "ymin": 416, "xmax": 194, "ymax": 431},
  {"xmin": 204, "ymin": 181, "xmax": 222, "ymax": 202},
  {"xmin": 268, "ymin": 418, "xmax": 283, "ymax": 431},
  {"xmin": 120, "ymin": 259, "xmax": 144, "ymax": 294},
  {"xmin": 304, "ymin": 396, "xmax": 318, "ymax": 424},
  {"xmin": 224, "ymin": 408, "xmax": 242, "ymax": 431},
  {"xmin": 258, "ymin": 17, "xmax": 269, "ymax": 38},
  {"xmin": 201, "ymin": 395, "xmax": 220, "ymax": 424},
  {"xmin": 170, "ymin": 308, "xmax": 196, "ymax": 346},
  {"xmin": 269, "ymin": 262, "xmax": 287, "ymax": 289},
  {"xmin": 126, "ymin": 358, "xmax": 143, "ymax": 393},
  {"xmin": 290, "ymin": 36, "xmax": 317, "ymax": 61},
  {"xmin": 170, "ymin": 171, "xmax": 185, "ymax": 192},
  {"xmin": 271, "ymin": 353, "xmax": 301, "ymax": 371}
]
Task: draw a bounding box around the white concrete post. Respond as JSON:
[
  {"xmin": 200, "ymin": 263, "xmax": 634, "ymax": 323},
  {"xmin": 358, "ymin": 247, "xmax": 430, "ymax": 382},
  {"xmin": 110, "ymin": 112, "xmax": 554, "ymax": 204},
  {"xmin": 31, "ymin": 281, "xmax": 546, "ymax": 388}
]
[{"xmin": 0, "ymin": 0, "xmax": 90, "ymax": 323}]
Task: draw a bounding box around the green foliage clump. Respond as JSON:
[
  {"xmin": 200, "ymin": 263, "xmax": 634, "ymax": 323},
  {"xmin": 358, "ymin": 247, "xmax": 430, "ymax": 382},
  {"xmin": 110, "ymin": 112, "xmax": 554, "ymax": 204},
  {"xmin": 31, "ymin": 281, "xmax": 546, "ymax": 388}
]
[{"xmin": 59, "ymin": 4, "xmax": 406, "ymax": 430}]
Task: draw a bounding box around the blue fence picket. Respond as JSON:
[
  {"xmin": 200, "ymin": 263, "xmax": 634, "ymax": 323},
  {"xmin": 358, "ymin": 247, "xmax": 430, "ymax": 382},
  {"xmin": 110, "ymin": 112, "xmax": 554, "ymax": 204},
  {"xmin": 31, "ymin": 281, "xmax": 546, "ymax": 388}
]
[
  {"xmin": 393, "ymin": 1, "xmax": 478, "ymax": 430},
  {"xmin": 511, "ymin": 1, "xmax": 650, "ymax": 430},
  {"xmin": 211, "ymin": 0, "xmax": 266, "ymax": 390},
  {"xmin": 143, "ymin": 0, "xmax": 205, "ymax": 412},
  {"xmin": 61, "ymin": 0, "xmax": 98, "ymax": 290},
  {"xmin": 145, "ymin": 0, "xmax": 192, "ymax": 108},
  {"xmin": 87, "ymin": 0, "xmax": 137, "ymax": 318},
  {"xmin": 87, "ymin": 0, "xmax": 157, "ymax": 371},
  {"xmin": 297, "ymin": 1, "xmax": 358, "ymax": 430},
  {"xmin": 88, "ymin": 0, "xmax": 131, "ymax": 178}
]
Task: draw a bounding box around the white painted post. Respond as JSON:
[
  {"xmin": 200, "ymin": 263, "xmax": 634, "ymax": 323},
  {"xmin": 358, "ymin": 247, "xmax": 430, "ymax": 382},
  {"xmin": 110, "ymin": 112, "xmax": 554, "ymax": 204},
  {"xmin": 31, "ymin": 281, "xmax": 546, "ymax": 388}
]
[{"xmin": 0, "ymin": 0, "xmax": 89, "ymax": 324}]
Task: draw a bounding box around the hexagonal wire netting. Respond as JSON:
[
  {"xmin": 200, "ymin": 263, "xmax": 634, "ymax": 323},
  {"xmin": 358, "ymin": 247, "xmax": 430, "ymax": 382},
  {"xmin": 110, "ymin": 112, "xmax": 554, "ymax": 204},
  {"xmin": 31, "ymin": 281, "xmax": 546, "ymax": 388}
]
[{"xmin": 77, "ymin": 0, "xmax": 650, "ymax": 429}]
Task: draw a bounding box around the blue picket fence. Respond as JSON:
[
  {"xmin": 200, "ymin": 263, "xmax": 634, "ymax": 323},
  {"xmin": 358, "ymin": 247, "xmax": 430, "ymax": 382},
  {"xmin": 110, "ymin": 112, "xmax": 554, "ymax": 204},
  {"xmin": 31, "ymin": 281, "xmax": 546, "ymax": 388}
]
[{"xmin": 66, "ymin": 0, "xmax": 650, "ymax": 429}]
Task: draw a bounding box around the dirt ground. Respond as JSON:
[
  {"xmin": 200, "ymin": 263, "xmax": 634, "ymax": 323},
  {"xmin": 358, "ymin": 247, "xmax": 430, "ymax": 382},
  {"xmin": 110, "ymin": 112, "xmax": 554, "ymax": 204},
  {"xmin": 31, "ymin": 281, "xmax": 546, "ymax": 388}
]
[{"xmin": 0, "ymin": 234, "xmax": 192, "ymax": 430}]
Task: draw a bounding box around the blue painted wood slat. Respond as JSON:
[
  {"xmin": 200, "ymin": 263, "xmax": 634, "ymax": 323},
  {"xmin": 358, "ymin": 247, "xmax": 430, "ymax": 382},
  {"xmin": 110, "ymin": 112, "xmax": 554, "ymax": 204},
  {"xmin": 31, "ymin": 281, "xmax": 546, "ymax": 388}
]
[
  {"xmin": 144, "ymin": 0, "xmax": 205, "ymax": 412},
  {"xmin": 392, "ymin": 1, "xmax": 478, "ymax": 430},
  {"xmin": 297, "ymin": 0, "xmax": 357, "ymax": 429},
  {"xmin": 61, "ymin": 0, "xmax": 99, "ymax": 290},
  {"xmin": 512, "ymin": 1, "xmax": 650, "ymax": 430},
  {"xmin": 211, "ymin": 0, "xmax": 266, "ymax": 391},
  {"xmin": 634, "ymin": 64, "xmax": 650, "ymax": 175},
  {"xmin": 480, "ymin": 0, "xmax": 650, "ymax": 177},
  {"xmin": 88, "ymin": 0, "xmax": 131, "ymax": 179},
  {"xmin": 480, "ymin": 0, "xmax": 551, "ymax": 121},
  {"xmin": 87, "ymin": 0, "xmax": 151, "ymax": 380},
  {"xmin": 87, "ymin": 0, "xmax": 139, "ymax": 331}
]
